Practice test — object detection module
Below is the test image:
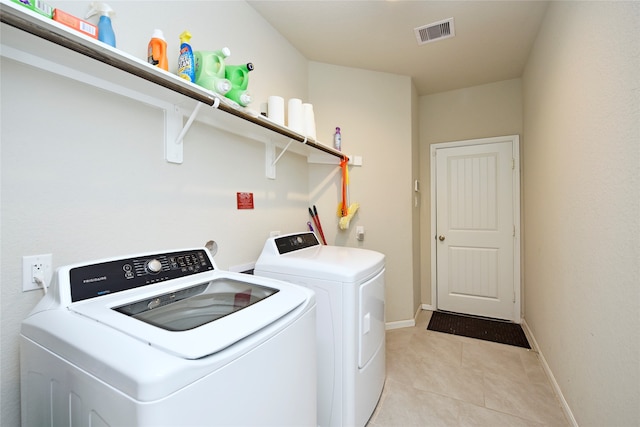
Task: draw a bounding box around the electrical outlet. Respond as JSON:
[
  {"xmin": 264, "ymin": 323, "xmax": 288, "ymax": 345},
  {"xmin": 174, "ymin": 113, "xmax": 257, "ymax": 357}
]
[
  {"xmin": 269, "ymin": 231, "xmax": 280, "ymax": 237},
  {"xmin": 23, "ymin": 254, "xmax": 53, "ymax": 292}
]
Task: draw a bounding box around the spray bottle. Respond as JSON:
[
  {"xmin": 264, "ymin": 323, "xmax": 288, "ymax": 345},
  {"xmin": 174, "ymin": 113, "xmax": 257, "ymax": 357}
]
[
  {"xmin": 148, "ymin": 29, "xmax": 168, "ymax": 71},
  {"xmin": 194, "ymin": 48, "xmax": 232, "ymax": 95},
  {"xmin": 224, "ymin": 62, "xmax": 254, "ymax": 106},
  {"xmin": 177, "ymin": 31, "xmax": 195, "ymax": 82},
  {"xmin": 86, "ymin": 2, "xmax": 116, "ymax": 47},
  {"xmin": 334, "ymin": 127, "xmax": 342, "ymax": 151}
]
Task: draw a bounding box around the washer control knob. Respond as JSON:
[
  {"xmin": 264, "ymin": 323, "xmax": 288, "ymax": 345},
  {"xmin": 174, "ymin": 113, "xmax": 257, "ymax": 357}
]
[{"xmin": 147, "ymin": 259, "xmax": 163, "ymax": 274}]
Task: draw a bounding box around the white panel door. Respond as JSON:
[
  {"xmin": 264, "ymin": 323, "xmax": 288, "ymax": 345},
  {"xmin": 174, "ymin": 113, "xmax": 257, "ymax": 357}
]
[{"xmin": 434, "ymin": 139, "xmax": 518, "ymax": 321}]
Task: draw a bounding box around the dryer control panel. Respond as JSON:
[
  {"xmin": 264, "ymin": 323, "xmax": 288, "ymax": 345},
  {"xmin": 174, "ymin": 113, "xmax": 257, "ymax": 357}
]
[
  {"xmin": 69, "ymin": 250, "xmax": 214, "ymax": 302},
  {"xmin": 274, "ymin": 232, "xmax": 320, "ymax": 254}
]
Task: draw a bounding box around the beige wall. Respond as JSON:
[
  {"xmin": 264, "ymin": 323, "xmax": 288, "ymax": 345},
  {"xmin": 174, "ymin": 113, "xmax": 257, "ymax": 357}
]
[
  {"xmin": 522, "ymin": 2, "xmax": 640, "ymax": 425},
  {"xmin": 418, "ymin": 79, "xmax": 524, "ymax": 305},
  {"xmin": 0, "ymin": 2, "xmax": 309, "ymax": 425},
  {"xmin": 411, "ymin": 82, "xmax": 421, "ymax": 317},
  {"xmin": 308, "ymin": 62, "xmax": 417, "ymax": 324}
]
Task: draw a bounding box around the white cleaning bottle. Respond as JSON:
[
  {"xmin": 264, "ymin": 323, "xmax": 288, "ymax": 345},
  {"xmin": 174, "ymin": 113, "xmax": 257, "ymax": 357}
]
[
  {"xmin": 86, "ymin": 2, "xmax": 116, "ymax": 47},
  {"xmin": 334, "ymin": 127, "xmax": 342, "ymax": 151}
]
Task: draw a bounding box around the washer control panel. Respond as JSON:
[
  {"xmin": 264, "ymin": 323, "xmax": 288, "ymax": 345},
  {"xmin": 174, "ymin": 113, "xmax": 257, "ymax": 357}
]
[
  {"xmin": 70, "ymin": 249, "xmax": 214, "ymax": 302},
  {"xmin": 274, "ymin": 232, "xmax": 320, "ymax": 254}
]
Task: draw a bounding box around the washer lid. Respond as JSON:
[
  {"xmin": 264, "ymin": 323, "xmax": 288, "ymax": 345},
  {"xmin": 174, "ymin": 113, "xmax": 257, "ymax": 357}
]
[
  {"xmin": 256, "ymin": 243, "xmax": 385, "ymax": 283},
  {"xmin": 69, "ymin": 271, "xmax": 311, "ymax": 359}
]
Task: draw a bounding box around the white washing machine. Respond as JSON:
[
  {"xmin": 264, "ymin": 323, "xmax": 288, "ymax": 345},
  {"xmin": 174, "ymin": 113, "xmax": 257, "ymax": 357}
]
[
  {"xmin": 21, "ymin": 247, "xmax": 317, "ymax": 427},
  {"xmin": 254, "ymin": 232, "xmax": 385, "ymax": 427}
]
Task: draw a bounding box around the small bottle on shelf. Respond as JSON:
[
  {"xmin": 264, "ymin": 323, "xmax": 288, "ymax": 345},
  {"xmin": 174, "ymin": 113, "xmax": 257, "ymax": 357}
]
[
  {"xmin": 148, "ymin": 29, "xmax": 168, "ymax": 71},
  {"xmin": 334, "ymin": 127, "xmax": 342, "ymax": 151}
]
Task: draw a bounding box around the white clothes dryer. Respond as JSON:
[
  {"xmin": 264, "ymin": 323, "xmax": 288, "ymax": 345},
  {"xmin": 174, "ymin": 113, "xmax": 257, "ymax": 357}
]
[
  {"xmin": 21, "ymin": 248, "xmax": 316, "ymax": 427},
  {"xmin": 254, "ymin": 232, "xmax": 386, "ymax": 427}
]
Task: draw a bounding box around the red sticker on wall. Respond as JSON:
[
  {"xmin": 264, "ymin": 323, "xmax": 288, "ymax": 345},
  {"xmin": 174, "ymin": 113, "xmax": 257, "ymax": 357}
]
[{"xmin": 237, "ymin": 192, "xmax": 254, "ymax": 209}]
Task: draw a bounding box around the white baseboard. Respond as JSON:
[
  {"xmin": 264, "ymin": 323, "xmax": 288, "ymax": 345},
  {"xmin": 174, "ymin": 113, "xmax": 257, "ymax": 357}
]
[
  {"xmin": 385, "ymin": 305, "xmax": 434, "ymax": 330},
  {"xmin": 521, "ymin": 320, "xmax": 578, "ymax": 427},
  {"xmin": 421, "ymin": 303, "xmax": 435, "ymax": 311},
  {"xmin": 385, "ymin": 306, "xmax": 417, "ymax": 330},
  {"xmin": 385, "ymin": 319, "xmax": 415, "ymax": 330}
]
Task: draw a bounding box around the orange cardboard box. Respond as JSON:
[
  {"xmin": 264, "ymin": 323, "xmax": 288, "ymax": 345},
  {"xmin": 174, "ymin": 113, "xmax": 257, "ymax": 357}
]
[{"xmin": 53, "ymin": 8, "xmax": 98, "ymax": 39}]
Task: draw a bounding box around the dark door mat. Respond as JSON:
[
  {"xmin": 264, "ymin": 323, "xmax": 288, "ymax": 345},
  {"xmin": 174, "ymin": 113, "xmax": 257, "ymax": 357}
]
[{"xmin": 427, "ymin": 311, "xmax": 531, "ymax": 349}]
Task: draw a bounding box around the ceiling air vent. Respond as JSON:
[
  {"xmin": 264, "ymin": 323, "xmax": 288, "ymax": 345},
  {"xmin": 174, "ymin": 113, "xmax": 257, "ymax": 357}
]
[{"xmin": 414, "ymin": 18, "xmax": 455, "ymax": 45}]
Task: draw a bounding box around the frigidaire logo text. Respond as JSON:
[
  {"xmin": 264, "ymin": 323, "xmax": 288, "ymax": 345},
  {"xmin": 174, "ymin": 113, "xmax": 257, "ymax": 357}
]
[{"xmin": 83, "ymin": 276, "xmax": 107, "ymax": 284}]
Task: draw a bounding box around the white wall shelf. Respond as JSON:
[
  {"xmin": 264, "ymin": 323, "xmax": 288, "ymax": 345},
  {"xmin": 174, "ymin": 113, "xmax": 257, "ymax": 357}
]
[{"xmin": 0, "ymin": 0, "xmax": 351, "ymax": 177}]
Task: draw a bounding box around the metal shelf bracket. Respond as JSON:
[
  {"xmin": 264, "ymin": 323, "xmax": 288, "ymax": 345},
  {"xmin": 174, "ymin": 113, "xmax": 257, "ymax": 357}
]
[
  {"xmin": 166, "ymin": 98, "xmax": 220, "ymax": 164},
  {"xmin": 266, "ymin": 142, "xmax": 276, "ymax": 179},
  {"xmin": 265, "ymin": 137, "xmax": 307, "ymax": 179}
]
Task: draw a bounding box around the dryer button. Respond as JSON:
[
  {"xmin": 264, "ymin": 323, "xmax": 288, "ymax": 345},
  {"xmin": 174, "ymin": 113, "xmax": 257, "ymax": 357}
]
[{"xmin": 146, "ymin": 259, "xmax": 163, "ymax": 274}]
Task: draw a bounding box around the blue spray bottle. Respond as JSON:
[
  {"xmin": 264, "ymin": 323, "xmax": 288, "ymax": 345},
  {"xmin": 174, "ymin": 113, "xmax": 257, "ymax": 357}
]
[
  {"xmin": 86, "ymin": 2, "xmax": 116, "ymax": 47},
  {"xmin": 177, "ymin": 31, "xmax": 195, "ymax": 82}
]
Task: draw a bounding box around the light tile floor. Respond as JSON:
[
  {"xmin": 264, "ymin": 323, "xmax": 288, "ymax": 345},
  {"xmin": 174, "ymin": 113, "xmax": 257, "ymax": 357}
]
[{"xmin": 367, "ymin": 310, "xmax": 569, "ymax": 426}]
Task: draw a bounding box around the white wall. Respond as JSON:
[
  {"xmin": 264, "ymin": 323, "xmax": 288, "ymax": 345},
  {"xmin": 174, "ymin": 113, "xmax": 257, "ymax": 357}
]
[
  {"xmin": 418, "ymin": 79, "xmax": 524, "ymax": 305},
  {"xmin": 308, "ymin": 62, "xmax": 417, "ymax": 323},
  {"xmin": 0, "ymin": 2, "xmax": 309, "ymax": 425},
  {"xmin": 522, "ymin": 2, "xmax": 640, "ymax": 425}
]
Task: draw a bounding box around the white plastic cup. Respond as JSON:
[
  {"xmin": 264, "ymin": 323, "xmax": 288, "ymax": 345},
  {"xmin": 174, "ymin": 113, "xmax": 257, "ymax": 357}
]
[
  {"xmin": 287, "ymin": 98, "xmax": 304, "ymax": 133},
  {"xmin": 267, "ymin": 96, "xmax": 285, "ymax": 126},
  {"xmin": 302, "ymin": 103, "xmax": 316, "ymax": 140}
]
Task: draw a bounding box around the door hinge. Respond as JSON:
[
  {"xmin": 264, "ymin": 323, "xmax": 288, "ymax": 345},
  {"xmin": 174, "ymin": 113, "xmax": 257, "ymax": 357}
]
[
  {"xmin": 513, "ymin": 291, "xmax": 516, "ymax": 303},
  {"xmin": 512, "ymin": 158, "xmax": 515, "ymax": 170},
  {"xmin": 513, "ymin": 225, "xmax": 516, "ymax": 237}
]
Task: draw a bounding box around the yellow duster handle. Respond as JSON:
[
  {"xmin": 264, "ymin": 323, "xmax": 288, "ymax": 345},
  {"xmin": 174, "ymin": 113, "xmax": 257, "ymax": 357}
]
[{"xmin": 341, "ymin": 159, "xmax": 348, "ymax": 216}]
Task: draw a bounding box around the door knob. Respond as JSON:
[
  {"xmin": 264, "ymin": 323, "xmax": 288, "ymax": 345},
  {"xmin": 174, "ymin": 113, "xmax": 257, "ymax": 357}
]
[{"xmin": 438, "ymin": 235, "xmax": 446, "ymax": 241}]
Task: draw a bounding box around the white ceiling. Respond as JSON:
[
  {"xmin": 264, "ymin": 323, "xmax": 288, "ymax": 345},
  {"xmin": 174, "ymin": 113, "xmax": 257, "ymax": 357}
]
[{"xmin": 247, "ymin": 0, "xmax": 549, "ymax": 95}]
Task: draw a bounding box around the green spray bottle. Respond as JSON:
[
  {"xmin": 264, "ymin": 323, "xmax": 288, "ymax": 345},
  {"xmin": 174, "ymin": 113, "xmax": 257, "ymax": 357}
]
[{"xmin": 224, "ymin": 62, "xmax": 254, "ymax": 106}]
